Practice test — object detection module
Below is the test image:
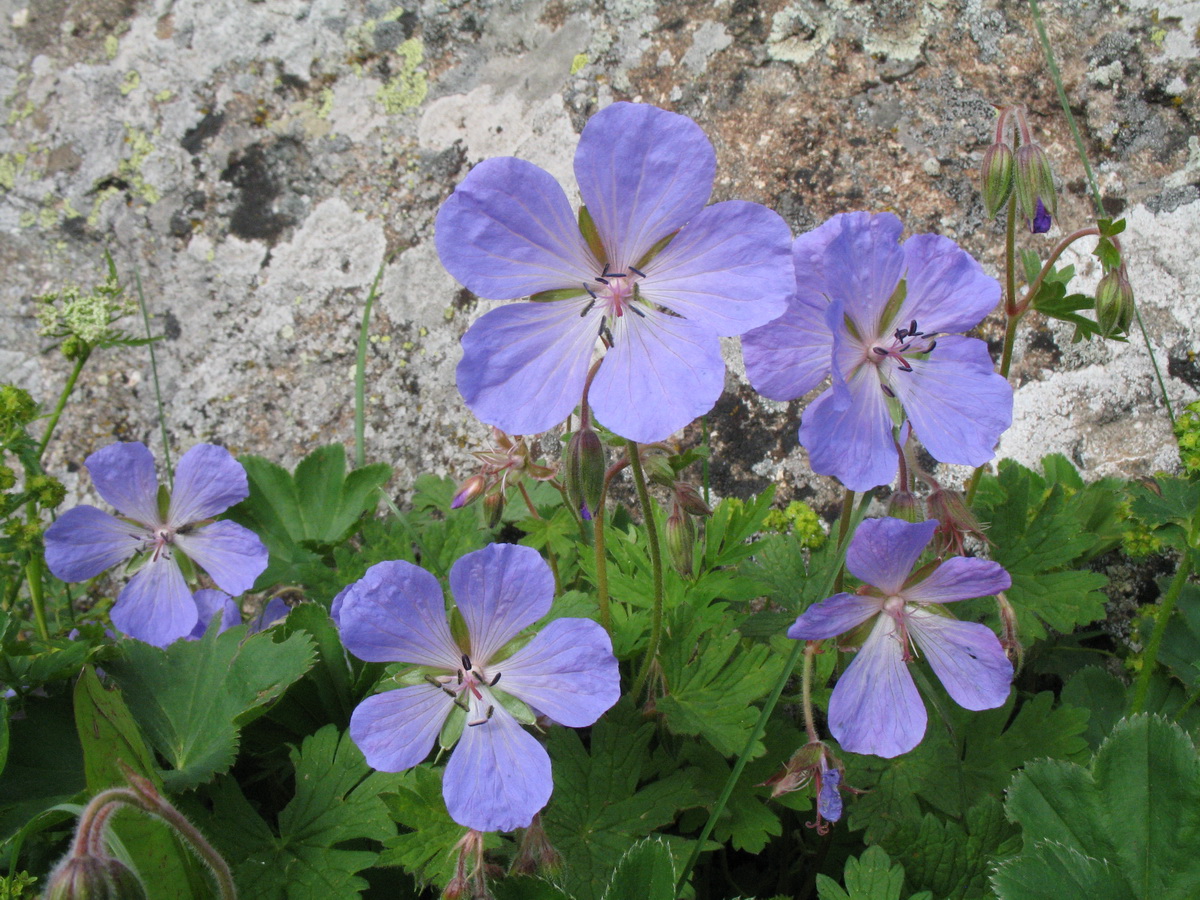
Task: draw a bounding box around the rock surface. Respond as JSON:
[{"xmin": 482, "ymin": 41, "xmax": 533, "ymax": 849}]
[{"xmin": 2, "ymin": 0, "xmax": 1197, "ymax": 514}]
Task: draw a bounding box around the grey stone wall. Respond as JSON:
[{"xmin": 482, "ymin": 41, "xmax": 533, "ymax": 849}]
[{"xmin": 2, "ymin": 0, "xmax": 1197, "ymax": 513}]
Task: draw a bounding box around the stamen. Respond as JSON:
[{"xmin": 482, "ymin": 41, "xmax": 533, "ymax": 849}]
[
  {"xmin": 881, "ymin": 384, "xmax": 895, "ymax": 398},
  {"xmin": 873, "ymin": 347, "xmax": 889, "ymax": 356},
  {"xmin": 595, "ymin": 277, "xmax": 609, "ymax": 286},
  {"xmin": 583, "ymin": 284, "xmax": 597, "ymax": 299},
  {"xmin": 456, "ymin": 670, "xmax": 463, "ymax": 684},
  {"xmin": 630, "ymin": 304, "xmax": 646, "ymax": 318},
  {"xmin": 601, "ymin": 262, "xmax": 610, "ymax": 277},
  {"xmin": 453, "ymin": 697, "xmax": 470, "ymax": 712},
  {"xmin": 489, "ymin": 672, "xmax": 502, "ymax": 686},
  {"xmin": 925, "ymin": 340, "xmax": 937, "ymax": 353},
  {"xmin": 580, "ymin": 298, "xmax": 596, "ymax": 317},
  {"xmin": 629, "ymin": 266, "xmax": 646, "ymax": 277},
  {"xmin": 598, "ymin": 315, "xmax": 607, "ymax": 337},
  {"xmin": 909, "ymin": 319, "xmax": 918, "ymax": 336},
  {"xmin": 895, "ymin": 328, "xmax": 909, "ymax": 341},
  {"xmin": 607, "ymin": 271, "xmax": 627, "ymax": 278},
  {"xmin": 897, "ymin": 360, "xmax": 913, "ymax": 373},
  {"xmin": 461, "ymin": 654, "xmax": 472, "ymax": 670}
]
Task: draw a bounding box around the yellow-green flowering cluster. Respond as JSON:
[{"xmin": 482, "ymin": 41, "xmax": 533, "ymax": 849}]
[
  {"xmin": 762, "ymin": 500, "xmax": 827, "ymax": 549},
  {"xmin": 1173, "ymin": 399, "xmax": 1200, "ymax": 479},
  {"xmin": 35, "ymin": 266, "xmax": 133, "ymax": 352}
]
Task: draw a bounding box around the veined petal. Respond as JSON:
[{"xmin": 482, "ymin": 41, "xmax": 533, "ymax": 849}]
[
  {"xmin": 443, "ymin": 702, "xmax": 552, "ymax": 832},
  {"xmin": 457, "ymin": 299, "xmax": 598, "ymax": 437},
  {"xmin": 821, "ymin": 212, "xmax": 905, "ymax": 337},
  {"xmin": 799, "ymin": 361, "xmax": 896, "ymax": 492},
  {"xmin": 828, "ymin": 614, "xmax": 926, "ymax": 758},
  {"xmin": 846, "ymin": 517, "xmax": 938, "ymax": 595},
  {"xmin": 350, "ymin": 685, "xmax": 452, "ymax": 772},
  {"xmin": 168, "ymin": 444, "xmax": 250, "ymax": 525},
  {"xmin": 904, "ymin": 557, "xmax": 1011, "ymax": 604},
  {"xmin": 741, "ymin": 289, "xmax": 833, "ymax": 401},
  {"xmin": 496, "ymin": 618, "xmax": 619, "ymax": 727},
  {"xmin": 574, "ymin": 102, "xmax": 715, "ymax": 269},
  {"xmin": 793, "ymin": 214, "xmax": 861, "ymax": 302},
  {"xmin": 189, "ymin": 589, "xmax": 240, "ymax": 639},
  {"xmin": 44, "ymin": 506, "xmax": 143, "ymax": 582},
  {"xmin": 86, "ymin": 442, "xmax": 161, "ymax": 525},
  {"xmin": 589, "ymin": 307, "xmax": 724, "ymax": 443},
  {"xmin": 787, "ymin": 593, "xmax": 883, "ymax": 640},
  {"xmin": 338, "ymin": 560, "xmax": 461, "ymax": 667},
  {"xmin": 642, "ymin": 201, "xmax": 792, "ymax": 336},
  {"xmin": 889, "ymin": 336, "xmax": 1012, "ymax": 467},
  {"xmin": 435, "ymin": 157, "xmax": 597, "ymax": 299},
  {"xmin": 111, "ymin": 557, "xmax": 197, "ymax": 647},
  {"xmin": 907, "ymin": 608, "xmax": 1013, "ymax": 711},
  {"xmin": 174, "ymin": 519, "xmax": 267, "ymax": 596},
  {"xmin": 899, "ymin": 233, "xmax": 1002, "ymax": 335},
  {"xmin": 450, "ymin": 544, "xmax": 554, "ymax": 666}
]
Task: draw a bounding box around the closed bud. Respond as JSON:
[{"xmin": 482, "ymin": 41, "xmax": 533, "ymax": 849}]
[
  {"xmin": 1095, "ymin": 266, "xmax": 1135, "ymax": 338},
  {"xmin": 665, "ymin": 503, "xmax": 696, "ymax": 579},
  {"xmin": 45, "ymin": 855, "xmax": 148, "ymax": 900},
  {"xmin": 28, "ymin": 474, "xmax": 66, "ymax": 510},
  {"xmin": 980, "ymin": 142, "xmax": 1015, "ymax": 218},
  {"xmin": 563, "ymin": 427, "xmax": 605, "ymax": 520},
  {"xmin": 0, "ymin": 465, "xmax": 14, "ymax": 492},
  {"xmin": 673, "ymin": 482, "xmax": 712, "ymax": 517},
  {"xmin": 61, "ymin": 334, "xmax": 88, "ymax": 361},
  {"xmin": 886, "ymin": 489, "xmax": 925, "ymax": 523},
  {"xmin": 451, "ymin": 474, "xmax": 486, "ymax": 510},
  {"xmin": 482, "ymin": 491, "xmax": 505, "ymax": 528},
  {"xmin": 0, "ymin": 384, "xmax": 37, "ymax": 430},
  {"xmin": 1014, "ymin": 143, "xmax": 1057, "ymax": 228}
]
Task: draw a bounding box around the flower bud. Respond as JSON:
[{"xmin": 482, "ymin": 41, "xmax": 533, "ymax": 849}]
[
  {"xmin": 980, "ymin": 142, "xmax": 1014, "ymax": 218},
  {"xmin": 0, "ymin": 465, "xmax": 15, "ymax": 492},
  {"xmin": 563, "ymin": 427, "xmax": 605, "ymax": 520},
  {"xmin": 45, "ymin": 855, "xmax": 148, "ymax": 900},
  {"xmin": 886, "ymin": 489, "xmax": 925, "ymax": 524},
  {"xmin": 28, "ymin": 474, "xmax": 66, "ymax": 510},
  {"xmin": 450, "ymin": 474, "xmax": 487, "ymax": 510},
  {"xmin": 1095, "ymin": 266, "xmax": 1134, "ymax": 338},
  {"xmin": 61, "ymin": 334, "xmax": 89, "ymax": 361},
  {"xmin": 482, "ymin": 491, "xmax": 505, "ymax": 528},
  {"xmin": 927, "ymin": 487, "xmax": 987, "ymax": 557},
  {"xmin": 1014, "ymin": 143, "xmax": 1057, "ymax": 229},
  {"xmin": 665, "ymin": 503, "xmax": 696, "ymax": 579},
  {"xmin": 673, "ymin": 482, "xmax": 712, "ymax": 518},
  {"xmin": 0, "ymin": 384, "xmax": 37, "ymax": 430}
]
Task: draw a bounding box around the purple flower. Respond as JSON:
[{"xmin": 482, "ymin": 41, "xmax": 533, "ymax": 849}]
[
  {"xmin": 742, "ymin": 212, "xmax": 1012, "ymax": 491},
  {"xmin": 338, "ymin": 543, "xmax": 620, "ymax": 832},
  {"xmin": 187, "ymin": 589, "xmax": 241, "ymax": 640},
  {"xmin": 788, "ymin": 517, "xmax": 1013, "ymax": 758},
  {"xmin": 1029, "ymin": 198, "xmax": 1052, "ymax": 234},
  {"xmin": 44, "ymin": 442, "xmax": 267, "ymax": 647},
  {"xmin": 436, "ymin": 102, "xmax": 793, "ymax": 443}
]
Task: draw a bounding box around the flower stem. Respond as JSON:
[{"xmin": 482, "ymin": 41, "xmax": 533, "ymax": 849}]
[
  {"xmin": 134, "ymin": 267, "xmax": 172, "ymax": 486},
  {"xmin": 833, "ymin": 489, "xmax": 855, "ymax": 592},
  {"xmin": 354, "ymin": 259, "xmax": 388, "ymax": 469},
  {"xmin": 801, "ymin": 641, "xmax": 820, "ymax": 743},
  {"xmin": 1131, "ymin": 554, "xmax": 1193, "ymax": 715},
  {"xmin": 629, "ymin": 440, "xmax": 665, "ymax": 701},
  {"xmin": 518, "ymin": 482, "xmax": 561, "ymax": 594},
  {"xmin": 36, "ymin": 348, "xmax": 91, "ymax": 462},
  {"xmin": 25, "ymin": 556, "xmax": 50, "ymax": 641}
]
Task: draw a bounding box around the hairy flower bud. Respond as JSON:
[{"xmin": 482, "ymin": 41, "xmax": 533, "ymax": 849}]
[
  {"xmin": 451, "ymin": 474, "xmax": 487, "ymax": 510},
  {"xmin": 1095, "ymin": 266, "xmax": 1135, "ymax": 338},
  {"xmin": 980, "ymin": 142, "xmax": 1015, "ymax": 218},
  {"xmin": 482, "ymin": 491, "xmax": 505, "ymax": 528},
  {"xmin": 665, "ymin": 503, "xmax": 696, "ymax": 579},
  {"xmin": 927, "ymin": 487, "xmax": 988, "ymax": 557},
  {"xmin": 673, "ymin": 482, "xmax": 712, "ymax": 518},
  {"xmin": 44, "ymin": 855, "xmax": 148, "ymax": 900},
  {"xmin": 886, "ymin": 489, "xmax": 925, "ymax": 524},
  {"xmin": 1014, "ymin": 143, "xmax": 1057, "ymax": 229},
  {"xmin": 563, "ymin": 427, "xmax": 605, "ymax": 520}
]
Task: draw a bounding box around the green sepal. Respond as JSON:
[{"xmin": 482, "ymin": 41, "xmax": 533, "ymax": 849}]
[
  {"xmin": 156, "ymin": 483, "xmax": 171, "ymax": 521},
  {"xmin": 634, "ymin": 229, "xmax": 678, "ymax": 270},
  {"xmin": 578, "ymin": 206, "xmax": 607, "ymax": 265},
  {"xmin": 878, "ymin": 276, "xmax": 907, "ymax": 334},
  {"xmin": 448, "ymin": 607, "xmax": 469, "ymax": 660},
  {"xmin": 530, "ymin": 287, "xmax": 588, "ymax": 303},
  {"xmin": 439, "ymin": 704, "xmax": 466, "ymax": 751},
  {"xmin": 495, "ymin": 690, "xmax": 537, "ymax": 726}
]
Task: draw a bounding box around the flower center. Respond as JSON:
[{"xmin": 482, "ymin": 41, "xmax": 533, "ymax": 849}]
[
  {"xmin": 142, "ymin": 527, "xmax": 176, "ymax": 562},
  {"xmin": 866, "ymin": 319, "xmax": 938, "ymax": 394},
  {"xmin": 882, "ymin": 595, "xmax": 916, "ymax": 663},
  {"xmin": 580, "ymin": 263, "xmax": 647, "ymax": 348},
  {"xmin": 430, "ymin": 653, "xmax": 502, "ymax": 727}
]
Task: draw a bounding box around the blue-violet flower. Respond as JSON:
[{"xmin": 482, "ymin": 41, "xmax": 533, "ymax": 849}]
[
  {"xmin": 338, "ymin": 543, "xmax": 620, "ymax": 832},
  {"xmin": 742, "ymin": 212, "xmax": 1012, "ymax": 491},
  {"xmin": 44, "ymin": 442, "xmax": 267, "ymax": 647},
  {"xmin": 788, "ymin": 517, "xmax": 1013, "ymax": 758},
  {"xmin": 436, "ymin": 101, "xmax": 793, "ymax": 443}
]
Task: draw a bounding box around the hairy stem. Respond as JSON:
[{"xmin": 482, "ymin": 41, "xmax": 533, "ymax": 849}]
[
  {"xmin": 1131, "ymin": 554, "xmax": 1193, "ymax": 714},
  {"xmin": 354, "ymin": 260, "xmax": 388, "ymax": 469},
  {"xmin": 36, "ymin": 348, "xmax": 91, "ymax": 463},
  {"xmin": 629, "ymin": 440, "xmax": 665, "ymax": 701}
]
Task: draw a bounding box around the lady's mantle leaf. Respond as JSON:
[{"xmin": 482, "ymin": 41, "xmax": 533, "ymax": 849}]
[{"xmin": 816, "ymin": 845, "xmax": 933, "ymax": 900}]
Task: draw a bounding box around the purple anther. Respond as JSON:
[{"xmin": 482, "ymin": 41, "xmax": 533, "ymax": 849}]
[
  {"xmin": 925, "ymin": 340, "xmax": 937, "ymax": 353},
  {"xmin": 909, "ymin": 319, "xmax": 918, "ymax": 335},
  {"xmin": 898, "ymin": 360, "xmax": 913, "ymax": 373},
  {"xmin": 873, "ymin": 347, "xmax": 889, "ymax": 356},
  {"xmin": 461, "ymin": 653, "xmax": 472, "ymax": 670},
  {"xmin": 596, "ymin": 277, "xmax": 609, "ymax": 286},
  {"xmin": 881, "ymin": 384, "xmax": 895, "ymax": 398},
  {"xmin": 630, "ymin": 304, "xmax": 646, "ymax": 318},
  {"xmin": 490, "ymin": 672, "xmax": 502, "ymax": 686},
  {"xmin": 584, "ymin": 283, "xmax": 597, "ymax": 299},
  {"xmin": 581, "ymin": 298, "xmax": 597, "ymax": 317},
  {"xmin": 629, "ymin": 266, "xmax": 646, "ymax": 277}
]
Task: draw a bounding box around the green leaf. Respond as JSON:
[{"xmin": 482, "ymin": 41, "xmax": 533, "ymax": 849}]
[
  {"xmin": 262, "ymin": 604, "xmax": 357, "ymax": 736},
  {"xmin": 654, "ymin": 606, "xmax": 785, "ymax": 758},
  {"xmin": 542, "ymin": 703, "xmax": 697, "ymax": 900},
  {"xmin": 202, "ymin": 725, "xmax": 403, "ymax": 900},
  {"xmin": 816, "ymin": 845, "xmax": 933, "ymax": 900},
  {"xmin": 602, "ymin": 838, "xmax": 676, "ymax": 900},
  {"xmin": 992, "ymin": 842, "xmax": 1127, "ymax": 900},
  {"xmin": 1000, "ymin": 715, "xmax": 1200, "ymax": 900},
  {"xmin": 1130, "ymin": 476, "xmax": 1200, "ymax": 551},
  {"xmin": 703, "ymin": 488, "xmax": 775, "ymax": 570},
  {"xmin": 0, "ymin": 694, "xmax": 83, "ymax": 843},
  {"xmin": 104, "ymin": 626, "xmax": 315, "ymax": 790}
]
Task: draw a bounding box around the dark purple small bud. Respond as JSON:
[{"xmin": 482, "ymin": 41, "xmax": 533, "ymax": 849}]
[
  {"xmin": 563, "ymin": 427, "xmax": 605, "ymax": 521},
  {"xmin": 451, "ymin": 475, "xmax": 486, "ymax": 510},
  {"xmin": 1095, "ymin": 266, "xmax": 1135, "ymax": 337},
  {"xmin": 980, "ymin": 141, "xmax": 1015, "ymax": 218},
  {"xmin": 1029, "ymin": 198, "xmax": 1052, "ymax": 233},
  {"xmin": 817, "ymin": 767, "xmax": 843, "ymax": 824},
  {"xmin": 1014, "ymin": 143, "xmax": 1057, "ymax": 225}
]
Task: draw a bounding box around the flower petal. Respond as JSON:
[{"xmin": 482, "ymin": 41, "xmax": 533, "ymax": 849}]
[
  {"xmin": 111, "ymin": 557, "xmax": 197, "ymax": 647},
  {"xmin": 189, "ymin": 589, "xmax": 240, "ymax": 639},
  {"xmin": 904, "ymin": 557, "xmax": 1011, "ymax": 604},
  {"xmin": 443, "ymin": 702, "xmax": 552, "ymax": 832},
  {"xmin": 899, "ymin": 233, "xmax": 1002, "ymax": 335},
  {"xmin": 642, "ymin": 201, "xmax": 792, "ymax": 336},
  {"xmin": 435, "ymin": 157, "xmax": 597, "ymax": 299},
  {"xmin": 495, "ymin": 618, "xmax": 619, "ymax": 727},
  {"xmin": 787, "ymin": 593, "xmax": 883, "ymax": 640},
  {"xmin": 741, "ymin": 290, "xmax": 833, "ymax": 401},
  {"xmin": 450, "ymin": 544, "xmax": 554, "ymax": 666},
  {"xmin": 907, "ymin": 609, "xmax": 1013, "ymax": 711},
  {"xmin": 799, "ymin": 348, "xmax": 897, "ymax": 491},
  {"xmin": 821, "ymin": 212, "xmax": 905, "ymax": 337},
  {"xmin": 249, "ymin": 597, "xmax": 291, "ymax": 633},
  {"xmin": 845, "ymin": 517, "xmax": 938, "ymax": 595},
  {"xmin": 888, "ymin": 336, "xmax": 1012, "ymax": 467},
  {"xmin": 86, "ymin": 442, "xmax": 161, "ymax": 525},
  {"xmin": 338, "ymin": 560, "xmax": 461, "ymax": 667},
  {"xmin": 350, "ymin": 685, "xmax": 452, "ymax": 772},
  {"xmin": 174, "ymin": 519, "xmax": 267, "ymax": 595},
  {"xmin": 168, "ymin": 444, "xmax": 250, "ymax": 525},
  {"xmin": 44, "ymin": 506, "xmax": 143, "ymax": 582},
  {"xmin": 828, "ymin": 614, "xmax": 926, "ymax": 758},
  {"xmin": 456, "ymin": 298, "xmax": 598, "ymax": 437},
  {"xmin": 589, "ymin": 307, "xmax": 725, "ymax": 443},
  {"xmin": 574, "ymin": 102, "xmax": 715, "ymax": 269}
]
